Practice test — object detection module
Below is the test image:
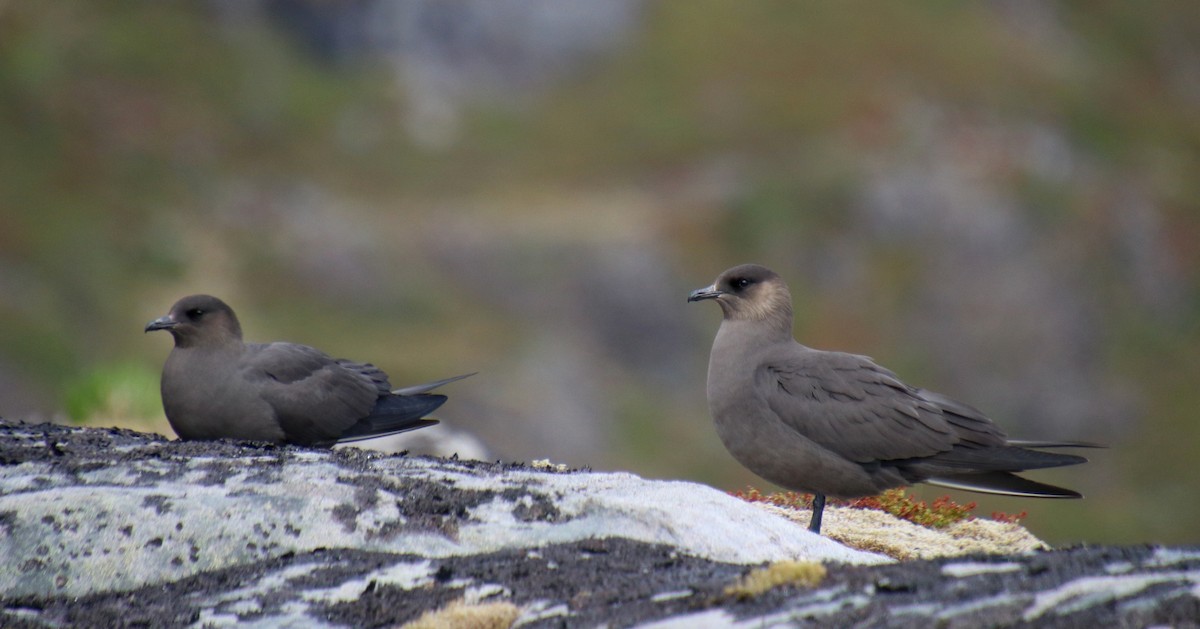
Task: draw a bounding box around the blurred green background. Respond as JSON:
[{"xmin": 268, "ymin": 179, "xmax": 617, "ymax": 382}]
[{"xmin": 2, "ymin": 1, "xmax": 1198, "ymax": 545}]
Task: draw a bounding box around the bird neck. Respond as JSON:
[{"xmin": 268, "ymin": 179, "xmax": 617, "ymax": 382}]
[
  {"xmin": 719, "ymin": 287, "xmax": 794, "ymax": 337},
  {"xmin": 170, "ymin": 316, "xmax": 244, "ymax": 350},
  {"xmin": 716, "ymin": 316, "xmax": 794, "ymax": 353},
  {"xmin": 172, "ymin": 333, "xmax": 243, "ymax": 352}
]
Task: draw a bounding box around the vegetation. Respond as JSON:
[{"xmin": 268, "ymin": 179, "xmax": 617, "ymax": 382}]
[
  {"xmin": 1, "ymin": 1, "xmax": 1197, "ymax": 545},
  {"xmin": 402, "ymin": 600, "xmax": 519, "ymax": 629},
  {"xmin": 724, "ymin": 560, "xmax": 827, "ymax": 600},
  {"xmin": 733, "ymin": 486, "xmax": 1028, "ymax": 529}
]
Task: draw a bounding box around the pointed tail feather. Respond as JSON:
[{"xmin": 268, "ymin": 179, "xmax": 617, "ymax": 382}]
[
  {"xmin": 391, "ymin": 372, "xmax": 476, "ymax": 396},
  {"xmin": 332, "ymin": 394, "xmax": 447, "ymax": 444},
  {"xmin": 330, "ymin": 373, "xmax": 473, "ymax": 446},
  {"xmin": 333, "ymin": 418, "xmax": 440, "ymax": 445},
  {"xmin": 1005, "ymin": 439, "xmax": 1106, "ymax": 449},
  {"xmin": 920, "ymin": 445, "xmax": 1090, "ymax": 473},
  {"xmin": 926, "ymin": 471, "xmax": 1083, "ymax": 498}
]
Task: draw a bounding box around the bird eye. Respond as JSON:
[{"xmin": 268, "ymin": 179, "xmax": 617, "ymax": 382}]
[
  {"xmin": 186, "ymin": 308, "xmax": 204, "ymax": 319},
  {"xmin": 732, "ymin": 278, "xmax": 752, "ymax": 289}
]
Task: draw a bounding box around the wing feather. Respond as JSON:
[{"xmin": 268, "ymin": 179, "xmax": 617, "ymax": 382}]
[
  {"xmin": 242, "ymin": 342, "xmax": 380, "ymax": 444},
  {"xmin": 761, "ymin": 347, "xmax": 970, "ymax": 463}
]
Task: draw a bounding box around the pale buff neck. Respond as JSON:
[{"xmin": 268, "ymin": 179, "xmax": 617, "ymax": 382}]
[{"xmin": 715, "ymin": 281, "xmax": 794, "ymax": 341}]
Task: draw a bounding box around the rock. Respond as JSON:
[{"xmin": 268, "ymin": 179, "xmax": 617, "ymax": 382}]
[
  {"xmin": 642, "ymin": 545, "xmax": 1200, "ymax": 628},
  {"xmin": 1, "ymin": 419, "xmax": 1196, "ymax": 627}
]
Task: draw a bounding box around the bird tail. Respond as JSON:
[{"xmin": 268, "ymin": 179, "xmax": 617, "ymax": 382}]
[
  {"xmin": 1004, "ymin": 439, "xmax": 1105, "ymax": 449},
  {"xmin": 926, "ymin": 472, "xmax": 1082, "ymax": 498},
  {"xmin": 917, "ymin": 444, "xmax": 1090, "ymax": 473},
  {"xmin": 391, "ymin": 372, "xmax": 476, "ymax": 396},
  {"xmin": 908, "ymin": 441, "xmax": 1099, "ymax": 498},
  {"xmin": 334, "ymin": 394, "xmax": 446, "ymax": 444},
  {"xmin": 334, "ymin": 372, "xmax": 475, "ymax": 444}
]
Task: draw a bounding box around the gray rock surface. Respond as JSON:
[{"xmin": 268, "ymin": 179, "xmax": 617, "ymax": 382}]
[{"xmin": 1, "ymin": 419, "xmax": 1197, "ymax": 627}]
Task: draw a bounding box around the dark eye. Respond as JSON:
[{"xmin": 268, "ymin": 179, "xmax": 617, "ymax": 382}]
[
  {"xmin": 731, "ymin": 278, "xmax": 752, "ymax": 290},
  {"xmin": 186, "ymin": 308, "xmax": 204, "ymax": 320}
]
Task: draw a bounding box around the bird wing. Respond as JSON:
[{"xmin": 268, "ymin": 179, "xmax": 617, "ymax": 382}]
[
  {"xmin": 759, "ymin": 346, "xmax": 1005, "ymax": 464},
  {"xmin": 242, "ymin": 342, "xmax": 381, "ymax": 444}
]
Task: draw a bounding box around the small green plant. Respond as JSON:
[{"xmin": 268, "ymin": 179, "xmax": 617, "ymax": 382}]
[{"xmin": 734, "ymin": 486, "xmax": 1024, "ymax": 528}]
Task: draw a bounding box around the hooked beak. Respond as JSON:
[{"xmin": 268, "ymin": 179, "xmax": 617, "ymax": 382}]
[
  {"xmin": 687, "ymin": 284, "xmax": 724, "ymax": 303},
  {"xmin": 144, "ymin": 315, "xmax": 178, "ymax": 333}
]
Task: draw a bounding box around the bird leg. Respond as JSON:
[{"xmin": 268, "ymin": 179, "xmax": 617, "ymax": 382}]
[{"xmin": 808, "ymin": 493, "xmax": 826, "ymax": 533}]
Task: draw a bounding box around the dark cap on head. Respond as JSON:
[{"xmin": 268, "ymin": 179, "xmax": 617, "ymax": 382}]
[{"xmin": 688, "ymin": 264, "xmax": 791, "ymax": 329}]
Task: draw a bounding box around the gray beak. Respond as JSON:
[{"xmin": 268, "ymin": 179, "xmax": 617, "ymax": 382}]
[
  {"xmin": 144, "ymin": 315, "xmax": 178, "ymax": 333},
  {"xmin": 687, "ymin": 284, "xmax": 724, "ymax": 302}
]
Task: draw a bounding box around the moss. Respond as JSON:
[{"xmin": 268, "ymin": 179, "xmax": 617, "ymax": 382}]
[
  {"xmin": 724, "ymin": 560, "xmax": 827, "ymax": 600},
  {"xmin": 844, "ymin": 489, "xmax": 976, "ymax": 529},
  {"xmin": 733, "ymin": 486, "xmax": 1026, "ymax": 529},
  {"xmin": 730, "ymin": 487, "xmax": 815, "ymax": 511},
  {"xmin": 402, "ymin": 600, "xmax": 520, "ymax": 629}
]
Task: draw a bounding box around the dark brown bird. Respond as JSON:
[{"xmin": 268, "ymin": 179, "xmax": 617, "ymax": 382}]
[
  {"xmin": 145, "ymin": 294, "xmax": 471, "ymax": 447},
  {"xmin": 689, "ymin": 264, "xmax": 1095, "ymax": 534}
]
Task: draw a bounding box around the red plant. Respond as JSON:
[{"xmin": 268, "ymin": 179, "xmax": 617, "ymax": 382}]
[
  {"xmin": 990, "ymin": 510, "xmax": 1028, "ymax": 524},
  {"xmin": 733, "ymin": 486, "xmax": 1027, "ymax": 529}
]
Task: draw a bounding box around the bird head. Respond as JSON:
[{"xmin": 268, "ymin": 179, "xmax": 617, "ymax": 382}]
[
  {"xmin": 145, "ymin": 294, "xmax": 243, "ymax": 348},
  {"xmin": 688, "ymin": 264, "xmax": 793, "ymax": 326}
]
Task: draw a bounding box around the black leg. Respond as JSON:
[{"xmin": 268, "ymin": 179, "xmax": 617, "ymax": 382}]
[{"xmin": 808, "ymin": 493, "xmax": 825, "ymax": 534}]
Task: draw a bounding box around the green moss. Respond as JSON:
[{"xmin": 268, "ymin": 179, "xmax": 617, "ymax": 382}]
[{"xmin": 725, "ymin": 560, "xmax": 827, "ymax": 599}]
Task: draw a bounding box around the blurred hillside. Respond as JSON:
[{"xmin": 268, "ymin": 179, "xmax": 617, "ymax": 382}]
[{"xmin": 1, "ymin": 1, "xmax": 1198, "ymax": 545}]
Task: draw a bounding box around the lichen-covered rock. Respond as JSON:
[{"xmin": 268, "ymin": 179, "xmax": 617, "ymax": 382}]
[
  {"xmin": 640, "ymin": 545, "xmax": 1200, "ymax": 628},
  {"xmin": 2, "ymin": 419, "xmax": 1197, "ymax": 628},
  {"xmin": 0, "ymin": 420, "xmax": 880, "ymax": 597}
]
